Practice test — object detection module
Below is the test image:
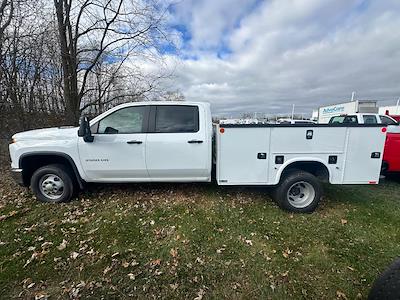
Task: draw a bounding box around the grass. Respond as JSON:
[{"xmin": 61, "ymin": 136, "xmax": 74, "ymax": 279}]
[{"xmin": 1, "ymin": 150, "xmax": 400, "ymax": 298}]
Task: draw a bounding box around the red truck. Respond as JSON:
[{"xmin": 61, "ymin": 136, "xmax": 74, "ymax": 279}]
[
  {"xmin": 380, "ymin": 111, "xmax": 400, "ymax": 173},
  {"xmin": 383, "ymin": 127, "xmax": 400, "ymax": 174}
]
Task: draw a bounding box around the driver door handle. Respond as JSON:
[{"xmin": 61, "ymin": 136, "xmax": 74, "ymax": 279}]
[
  {"xmin": 127, "ymin": 140, "xmax": 143, "ymax": 144},
  {"xmin": 188, "ymin": 140, "xmax": 203, "ymax": 144}
]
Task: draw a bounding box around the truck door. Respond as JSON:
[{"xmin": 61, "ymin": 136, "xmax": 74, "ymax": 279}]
[
  {"xmin": 78, "ymin": 105, "xmax": 150, "ymax": 181},
  {"xmin": 145, "ymin": 105, "xmax": 210, "ymax": 181}
]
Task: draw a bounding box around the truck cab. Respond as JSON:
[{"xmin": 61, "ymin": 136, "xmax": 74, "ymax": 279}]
[
  {"xmin": 81, "ymin": 102, "xmax": 212, "ymax": 182},
  {"xmin": 328, "ymin": 113, "xmax": 398, "ymax": 125}
]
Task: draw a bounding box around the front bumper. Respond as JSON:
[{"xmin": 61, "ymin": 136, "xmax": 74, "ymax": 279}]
[{"xmin": 10, "ymin": 168, "xmax": 24, "ymax": 186}]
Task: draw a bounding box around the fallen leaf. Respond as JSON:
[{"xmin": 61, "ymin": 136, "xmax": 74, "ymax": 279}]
[
  {"xmin": 34, "ymin": 291, "xmax": 48, "ymax": 300},
  {"xmin": 27, "ymin": 282, "xmax": 35, "ymax": 289},
  {"xmin": 341, "ymin": 219, "xmax": 348, "ymax": 225},
  {"xmin": 282, "ymin": 248, "xmax": 293, "ymax": 259},
  {"xmin": 196, "ymin": 257, "xmax": 204, "ymax": 265},
  {"xmin": 41, "ymin": 241, "xmax": 53, "ymax": 249},
  {"xmin": 87, "ymin": 228, "xmax": 98, "ymax": 235},
  {"xmin": 103, "ymin": 266, "xmax": 112, "ymax": 275},
  {"xmin": 57, "ymin": 240, "xmax": 68, "ymax": 251},
  {"xmin": 245, "ymin": 240, "xmax": 253, "ymax": 246},
  {"xmin": 131, "ymin": 259, "xmax": 139, "ymax": 267},
  {"xmin": 24, "ymin": 252, "xmax": 39, "ymax": 268},
  {"xmin": 70, "ymin": 252, "xmax": 79, "ymax": 259},
  {"xmin": 194, "ymin": 288, "xmax": 205, "ymax": 300},
  {"xmin": 150, "ymin": 259, "xmax": 161, "ymax": 267},
  {"xmin": 122, "ymin": 261, "xmax": 129, "ymax": 268},
  {"xmin": 170, "ymin": 248, "xmax": 178, "ymax": 258},
  {"xmin": 336, "ymin": 290, "xmax": 348, "ymax": 299}
]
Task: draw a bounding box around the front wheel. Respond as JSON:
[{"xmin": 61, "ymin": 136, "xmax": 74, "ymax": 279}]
[
  {"xmin": 272, "ymin": 170, "xmax": 322, "ymax": 213},
  {"xmin": 31, "ymin": 164, "xmax": 75, "ymax": 203}
]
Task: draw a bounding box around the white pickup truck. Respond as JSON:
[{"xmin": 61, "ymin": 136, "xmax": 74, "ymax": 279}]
[{"xmin": 9, "ymin": 101, "xmax": 387, "ymax": 213}]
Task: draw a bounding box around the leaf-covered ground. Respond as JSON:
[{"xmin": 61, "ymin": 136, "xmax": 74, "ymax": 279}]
[{"xmin": 1, "ymin": 145, "xmax": 400, "ymax": 299}]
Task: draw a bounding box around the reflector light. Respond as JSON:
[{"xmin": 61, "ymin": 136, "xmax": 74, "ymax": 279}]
[
  {"xmin": 381, "ymin": 127, "xmax": 387, "ymax": 133},
  {"xmin": 368, "ymin": 181, "xmax": 377, "ymax": 184},
  {"xmin": 220, "ymin": 128, "xmax": 225, "ymax": 133}
]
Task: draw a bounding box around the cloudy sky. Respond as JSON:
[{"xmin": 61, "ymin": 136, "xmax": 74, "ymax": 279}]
[{"xmin": 157, "ymin": 0, "xmax": 400, "ymax": 117}]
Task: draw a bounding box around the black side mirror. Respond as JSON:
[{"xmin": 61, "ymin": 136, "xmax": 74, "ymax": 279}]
[{"xmin": 78, "ymin": 116, "xmax": 94, "ymax": 142}]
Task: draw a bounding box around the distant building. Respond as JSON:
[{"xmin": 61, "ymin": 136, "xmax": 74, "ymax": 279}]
[
  {"xmin": 379, "ymin": 105, "xmax": 400, "ymax": 115},
  {"xmin": 315, "ymin": 100, "xmax": 378, "ymax": 123}
]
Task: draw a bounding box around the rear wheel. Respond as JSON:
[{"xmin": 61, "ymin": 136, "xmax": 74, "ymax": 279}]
[
  {"xmin": 31, "ymin": 164, "xmax": 75, "ymax": 203},
  {"xmin": 272, "ymin": 170, "xmax": 322, "ymax": 213}
]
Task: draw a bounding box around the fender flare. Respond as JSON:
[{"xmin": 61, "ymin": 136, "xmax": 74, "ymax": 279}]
[
  {"xmin": 19, "ymin": 151, "xmax": 85, "ymax": 189},
  {"xmin": 275, "ymin": 157, "xmax": 331, "ymax": 184}
]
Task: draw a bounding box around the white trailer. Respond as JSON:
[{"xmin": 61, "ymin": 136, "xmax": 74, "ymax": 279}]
[{"xmin": 317, "ymin": 100, "xmax": 378, "ymax": 123}]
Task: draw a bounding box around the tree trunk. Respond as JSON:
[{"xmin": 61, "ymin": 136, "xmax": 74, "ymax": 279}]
[{"xmin": 54, "ymin": 0, "xmax": 80, "ymax": 125}]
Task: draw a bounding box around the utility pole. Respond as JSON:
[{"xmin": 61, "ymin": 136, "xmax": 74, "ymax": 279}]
[{"xmin": 291, "ymin": 104, "xmax": 295, "ymax": 120}]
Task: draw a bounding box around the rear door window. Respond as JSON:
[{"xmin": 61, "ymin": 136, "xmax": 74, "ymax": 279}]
[
  {"xmin": 380, "ymin": 115, "xmax": 398, "ymax": 125},
  {"xmin": 343, "ymin": 115, "xmax": 358, "ymax": 124},
  {"xmin": 155, "ymin": 105, "xmax": 199, "ymax": 133},
  {"xmin": 363, "ymin": 115, "xmax": 378, "ymax": 124}
]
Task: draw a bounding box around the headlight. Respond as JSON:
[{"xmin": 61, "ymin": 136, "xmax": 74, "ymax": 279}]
[{"xmin": 11, "ymin": 138, "xmax": 17, "ymax": 144}]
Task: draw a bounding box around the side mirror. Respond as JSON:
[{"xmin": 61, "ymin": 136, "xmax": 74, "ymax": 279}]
[{"xmin": 78, "ymin": 116, "xmax": 94, "ymax": 143}]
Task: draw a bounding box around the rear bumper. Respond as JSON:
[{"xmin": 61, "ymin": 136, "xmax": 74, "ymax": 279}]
[{"xmin": 10, "ymin": 168, "xmax": 24, "ymax": 186}]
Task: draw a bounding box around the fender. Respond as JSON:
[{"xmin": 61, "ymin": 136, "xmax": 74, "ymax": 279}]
[
  {"xmin": 274, "ymin": 157, "xmax": 331, "ymax": 184},
  {"xmin": 19, "ymin": 151, "xmax": 85, "ymax": 189}
]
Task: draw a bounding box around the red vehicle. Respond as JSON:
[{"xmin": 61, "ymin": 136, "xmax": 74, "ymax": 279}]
[
  {"xmin": 382, "ymin": 129, "xmax": 400, "ymax": 173},
  {"xmin": 380, "ymin": 111, "xmax": 400, "ymax": 173}
]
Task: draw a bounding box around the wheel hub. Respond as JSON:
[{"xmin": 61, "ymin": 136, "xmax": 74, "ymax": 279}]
[
  {"xmin": 287, "ymin": 181, "xmax": 315, "ymax": 209},
  {"xmin": 290, "ymin": 186, "xmax": 301, "ymax": 196},
  {"xmin": 39, "ymin": 174, "xmax": 65, "ymax": 200}
]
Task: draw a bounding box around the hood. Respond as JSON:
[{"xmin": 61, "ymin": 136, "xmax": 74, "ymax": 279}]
[{"xmin": 12, "ymin": 126, "xmax": 78, "ymax": 141}]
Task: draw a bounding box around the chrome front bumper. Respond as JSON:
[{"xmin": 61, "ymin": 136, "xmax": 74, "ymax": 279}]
[{"xmin": 10, "ymin": 168, "xmax": 24, "ymax": 186}]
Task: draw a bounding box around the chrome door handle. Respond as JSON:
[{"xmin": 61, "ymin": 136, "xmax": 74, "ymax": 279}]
[
  {"xmin": 188, "ymin": 140, "xmax": 203, "ymax": 144},
  {"xmin": 127, "ymin": 140, "xmax": 142, "ymax": 144}
]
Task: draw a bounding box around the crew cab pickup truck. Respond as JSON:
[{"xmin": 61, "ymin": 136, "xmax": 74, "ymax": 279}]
[
  {"xmin": 329, "ymin": 113, "xmax": 398, "ymax": 125},
  {"xmin": 9, "ymin": 102, "xmax": 387, "ymax": 213}
]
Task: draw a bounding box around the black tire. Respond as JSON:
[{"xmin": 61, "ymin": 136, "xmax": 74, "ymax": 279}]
[
  {"xmin": 272, "ymin": 170, "xmax": 322, "ymax": 213},
  {"xmin": 381, "ymin": 161, "xmax": 388, "ymax": 175},
  {"xmin": 31, "ymin": 164, "xmax": 75, "ymax": 203},
  {"xmin": 368, "ymin": 258, "xmax": 400, "ymax": 300}
]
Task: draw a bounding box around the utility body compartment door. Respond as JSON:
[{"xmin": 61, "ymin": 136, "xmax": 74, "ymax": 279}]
[{"xmin": 216, "ymin": 127, "xmax": 270, "ymax": 184}]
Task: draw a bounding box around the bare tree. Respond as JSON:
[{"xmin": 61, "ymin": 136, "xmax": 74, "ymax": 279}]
[
  {"xmin": 0, "ymin": 0, "xmax": 13, "ymax": 41},
  {"xmin": 159, "ymin": 89, "xmax": 185, "ymax": 101},
  {"xmin": 53, "ymin": 0, "xmax": 171, "ymax": 124},
  {"xmin": 1, "ymin": 0, "xmax": 66, "ymax": 127},
  {"xmin": 0, "ymin": 0, "xmax": 14, "ymax": 111}
]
